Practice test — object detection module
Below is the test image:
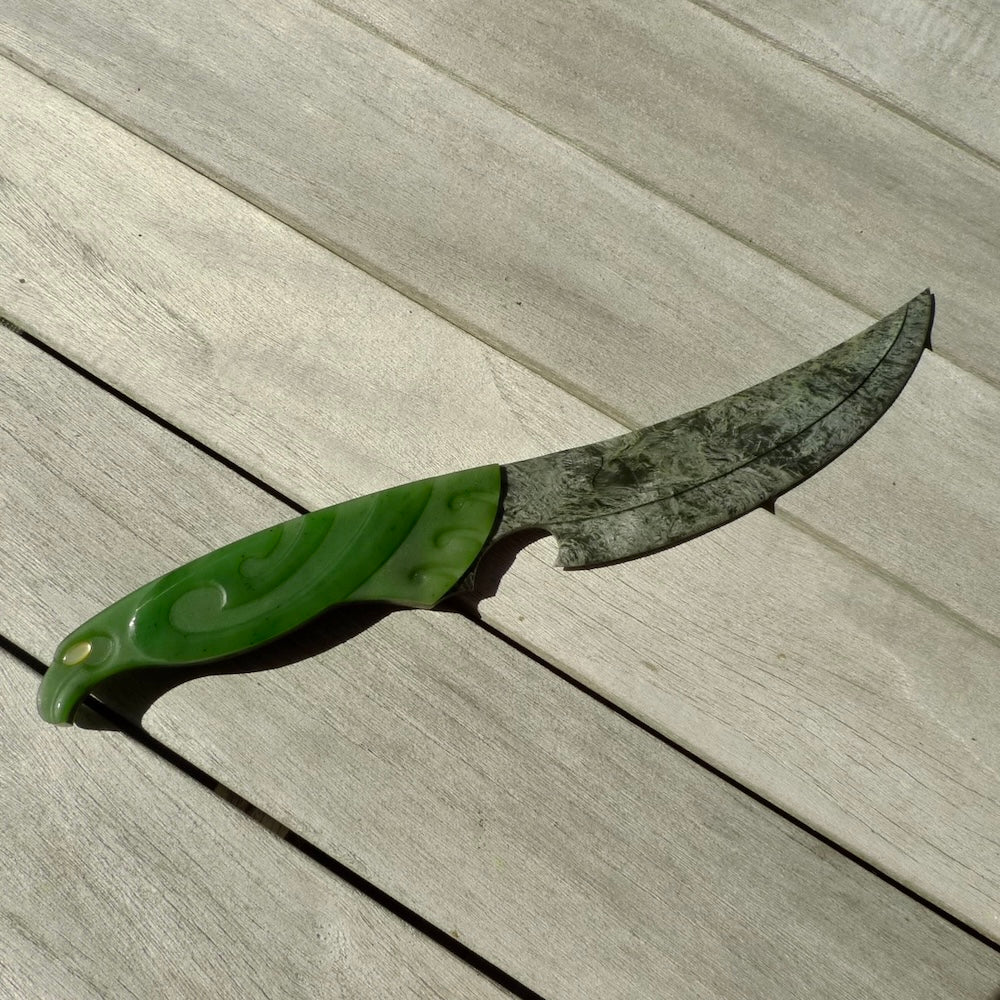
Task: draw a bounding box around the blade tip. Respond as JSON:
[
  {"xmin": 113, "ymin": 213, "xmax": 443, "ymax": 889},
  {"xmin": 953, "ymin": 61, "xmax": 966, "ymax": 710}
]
[{"xmin": 916, "ymin": 287, "xmax": 935, "ymax": 352}]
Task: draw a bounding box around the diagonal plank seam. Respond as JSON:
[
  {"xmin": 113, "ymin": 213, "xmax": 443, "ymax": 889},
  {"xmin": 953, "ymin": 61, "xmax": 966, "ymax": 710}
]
[
  {"xmin": 313, "ymin": 0, "xmax": 1000, "ymax": 180},
  {"xmin": 0, "ymin": 632, "xmax": 546, "ymax": 1000},
  {"xmin": 686, "ymin": 0, "xmax": 1000, "ymax": 173},
  {"xmin": 2, "ymin": 44, "xmax": 997, "ymax": 403},
  {"xmin": 5, "ymin": 316, "xmax": 1000, "ymax": 956},
  {"xmin": 776, "ymin": 506, "xmax": 1000, "ymax": 654},
  {"xmin": 0, "ymin": 316, "xmax": 306, "ymax": 517},
  {"xmin": 316, "ymin": 0, "xmax": 1000, "ymax": 178},
  {"xmin": 5, "ymin": 610, "xmax": 999, "ymax": 965},
  {"xmin": 4, "ymin": 274, "xmax": 999, "ymax": 672},
  {"xmin": 302, "ymin": 5, "xmax": 881, "ymax": 349},
  {"xmin": 303, "ymin": 1, "xmax": 1000, "ymax": 394},
  {"xmin": 0, "ymin": 45, "xmax": 638, "ymax": 425},
  {"xmin": 469, "ymin": 616, "xmax": 1000, "ymax": 954}
]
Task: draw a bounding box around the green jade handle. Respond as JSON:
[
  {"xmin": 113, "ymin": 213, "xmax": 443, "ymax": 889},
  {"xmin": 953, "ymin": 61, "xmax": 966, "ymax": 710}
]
[{"xmin": 38, "ymin": 465, "xmax": 502, "ymax": 725}]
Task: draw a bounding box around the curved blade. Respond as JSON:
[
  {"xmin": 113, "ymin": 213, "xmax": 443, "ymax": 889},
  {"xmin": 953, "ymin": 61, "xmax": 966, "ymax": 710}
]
[{"xmin": 496, "ymin": 290, "xmax": 933, "ymax": 568}]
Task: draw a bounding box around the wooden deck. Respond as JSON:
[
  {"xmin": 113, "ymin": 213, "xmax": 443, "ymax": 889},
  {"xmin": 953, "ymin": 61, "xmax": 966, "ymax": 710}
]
[{"xmin": 2, "ymin": 1, "xmax": 999, "ymax": 996}]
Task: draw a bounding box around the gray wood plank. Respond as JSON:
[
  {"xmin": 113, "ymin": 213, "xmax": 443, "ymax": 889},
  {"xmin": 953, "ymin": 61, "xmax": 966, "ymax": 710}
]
[
  {"xmin": 0, "ymin": 650, "xmax": 514, "ymax": 1000},
  {"xmin": 5, "ymin": 329, "xmax": 1000, "ymax": 1000},
  {"xmin": 4, "ymin": 0, "xmax": 1000, "ymax": 391},
  {"xmin": 715, "ymin": 0, "xmax": 1000, "ymax": 163},
  {"xmin": 333, "ymin": 0, "xmax": 1000, "ymax": 384},
  {"xmin": 777, "ymin": 347, "xmax": 1000, "ymax": 635},
  {"xmin": 3, "ymin": 60, "xmax": 1000, "ymax": 940}
]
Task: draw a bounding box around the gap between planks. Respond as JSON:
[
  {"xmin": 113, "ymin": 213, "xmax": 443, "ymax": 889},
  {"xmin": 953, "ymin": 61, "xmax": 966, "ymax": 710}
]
[
  {"xmin": 3, "ymin": 37, "xmax": 996, "ymax": 944},
  {"xmin": 2, "ymin": 45, "xmax": 998, "ymax": 623},
  {"xmin": 0, "ymin": 36, "xmax": 997, "ymax": 404},
  {"xmin": 318, "ymin": 0, "xmax": 1000, "ymax": 176},
  {"xmin": 684, "ymin": 0, "xmax": 1000, "ymax": 173},
  {"xmin": 304, "ymin": 0, "xmax": 1000, "ymax": 393},
  {"xmin": 3, "ymin": 222, "xmax": 997, "ymax": 665},
  {"xmin": 776, "ymin": 506, "xmax": 1000, "ymax": 655},
  {"xmin": 0, "ymin": 632, "xmax": 546, "ymax": 1000},
  {"xmin": 307, "ymin": 0, "xmax": 1000, "ymax": 393},
  {"xmin": 0, "ymin": 51, "xmax": 628, "ymax": 430}
]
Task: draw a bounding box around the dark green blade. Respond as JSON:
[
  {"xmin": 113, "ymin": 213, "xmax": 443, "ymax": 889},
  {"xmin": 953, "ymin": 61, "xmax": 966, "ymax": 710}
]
[{"xmin": 496, "ymin": 290, "xmax": 933, "ymax": 568}]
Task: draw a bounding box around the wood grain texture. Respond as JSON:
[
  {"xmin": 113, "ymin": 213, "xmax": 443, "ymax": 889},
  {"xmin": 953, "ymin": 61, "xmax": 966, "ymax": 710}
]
[
  {"xmin": 2, "ymin": 60, "xmax": 999, "ymax": 939},
  {"xmin": 483, "ymin": 527, "xmax": 1000, "ymax": 938},
  {"xmin": 4, "ymin": 334, "xmax": 1000, "ymax": 1000},
  {"xmin": 0, "ymin": 59, "xmax": 602, "ymax": 496},
  {"xmin": 0, "ymin": 0, "xmax": 854, "ymax": 422},
  {"xmin": 715, "ymin": 0, "xmax": 1000, "ymax": 163},
  {"xmin": 4, "ymin": 0, "xmax": 999, "ymax": 396},
  {"xmin": 0, "ymin": 652, "xmax": 513, "ymax": 1000},
  {"xmin": 2, "ymin": 10, "xmax": 999, "ymax": 646},
  {"xmin": 199, "ymin": 0, "xmax": 1000, "ymax": 380}
]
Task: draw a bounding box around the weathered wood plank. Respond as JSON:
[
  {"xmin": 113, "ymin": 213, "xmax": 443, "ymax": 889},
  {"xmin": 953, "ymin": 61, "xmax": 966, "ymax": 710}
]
[
  {"xmin": 5, "ymin": 328, "xmax": 1000, "ymax": 1000},
  {"xmin": 331, "ymin": 0, "xmax": 1000, "ymax": 383},
  {"xmin": 0, "ymin": 651, "xmax": 514, "ymax": 1000},
  {"xmin": 3, "ymin": 60, "xmax": 1000, "ymax": 938},
  {"xmin": 3, "ymin": 0, "xmax": 999, "ymax": 391},
  {"xmin": 715, "ymin": 0, "xmax": 1000, "ymax": 163},
  {"xmin": 483, "ymin": 528, "xmax": 1000, "ymax": 938},
  {"xmin": 0, "ymin": 59, "xmax": 601, "ymax": 494}
]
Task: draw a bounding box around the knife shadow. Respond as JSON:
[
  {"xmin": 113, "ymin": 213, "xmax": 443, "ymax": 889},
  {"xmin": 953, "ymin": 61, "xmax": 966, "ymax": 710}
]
[
  {"xmin": 446, "ymin": 528, "xmax": 550, "ymax": 615},
  {"xmin": 78, "ymin": 602, "xmax": 395, "ymax": 731},
  {"xmin": 77, "ymin": 528, "xmax": 550, "ymax": 731}
]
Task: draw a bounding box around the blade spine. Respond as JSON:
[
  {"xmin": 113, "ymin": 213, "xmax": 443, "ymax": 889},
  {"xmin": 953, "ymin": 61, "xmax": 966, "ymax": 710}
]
[{"xmin": 501, "ymin": 295, "xmax": 924, "ymax": 532}]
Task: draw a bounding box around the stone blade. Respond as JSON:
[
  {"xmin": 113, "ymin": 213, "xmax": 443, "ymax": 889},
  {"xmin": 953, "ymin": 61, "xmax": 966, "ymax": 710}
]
[{"xmin": 496, "ymin": 290, "xmax": 933, "ymax": 568}]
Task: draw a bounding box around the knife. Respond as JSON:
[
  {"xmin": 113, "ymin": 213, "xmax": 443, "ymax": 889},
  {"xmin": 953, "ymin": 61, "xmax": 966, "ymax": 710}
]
[{"xmin": 37, "ymin": 290, "xmax": 934, "ymax": 725}]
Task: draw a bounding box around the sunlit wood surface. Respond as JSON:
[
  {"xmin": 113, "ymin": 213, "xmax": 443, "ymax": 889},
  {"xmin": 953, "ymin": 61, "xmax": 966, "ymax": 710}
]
[{"xmin": 2, "ymin": 2, "xmax": 999, "ymax": 996}]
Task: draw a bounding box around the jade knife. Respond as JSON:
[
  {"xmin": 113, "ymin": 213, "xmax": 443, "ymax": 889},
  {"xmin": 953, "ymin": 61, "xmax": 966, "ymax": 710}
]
[{"xmin": 38, "ymin": 290, "xmax": 934, "ymax": 725}]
